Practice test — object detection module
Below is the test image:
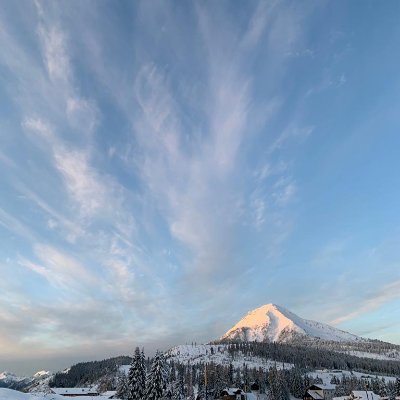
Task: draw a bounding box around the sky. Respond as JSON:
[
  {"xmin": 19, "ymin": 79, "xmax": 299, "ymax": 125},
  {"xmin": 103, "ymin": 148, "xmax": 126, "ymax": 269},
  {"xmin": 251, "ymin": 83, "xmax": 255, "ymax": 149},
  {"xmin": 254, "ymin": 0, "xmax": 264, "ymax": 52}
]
[{"xmin": 1, "ymin": 0, "xmax": 400, "ymax": 375}]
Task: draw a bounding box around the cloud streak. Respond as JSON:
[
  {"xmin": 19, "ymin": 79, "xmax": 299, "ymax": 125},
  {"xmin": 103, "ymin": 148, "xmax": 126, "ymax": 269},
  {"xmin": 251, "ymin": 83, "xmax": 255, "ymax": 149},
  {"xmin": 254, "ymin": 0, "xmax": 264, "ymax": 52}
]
[{"xmin": 1, "ymin": 0, "xmax": 400, "ymax": 374}]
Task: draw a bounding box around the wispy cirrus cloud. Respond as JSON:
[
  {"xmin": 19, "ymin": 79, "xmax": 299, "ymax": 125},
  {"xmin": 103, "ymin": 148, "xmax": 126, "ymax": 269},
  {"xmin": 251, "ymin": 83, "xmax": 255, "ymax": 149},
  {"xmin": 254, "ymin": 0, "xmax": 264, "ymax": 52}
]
[
  {"xmin": 3, "ymin": 0, "xmax": 399, "ymax": 375},
  {"xmin": 331, "ymin": 279, "xmax": 400, "ymax": 326}
]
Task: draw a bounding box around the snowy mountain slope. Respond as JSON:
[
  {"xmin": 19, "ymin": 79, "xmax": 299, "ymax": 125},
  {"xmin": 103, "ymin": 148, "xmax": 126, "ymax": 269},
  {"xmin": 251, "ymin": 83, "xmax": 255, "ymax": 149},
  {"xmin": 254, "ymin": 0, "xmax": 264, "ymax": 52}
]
[
  {"xmin": 165, "ymin": 344, "xmax": 292, "ymax": 371},
  {"xmin": 0, "ymin": 370, "xmax": 53, "ymax": 392},
  {"xmin": 0, "ymin": 372, "xmax": 27, "ymax": 385},
  {"xmin": 220, "ymin": 303, "xmax": 361, "ymax": 343}
]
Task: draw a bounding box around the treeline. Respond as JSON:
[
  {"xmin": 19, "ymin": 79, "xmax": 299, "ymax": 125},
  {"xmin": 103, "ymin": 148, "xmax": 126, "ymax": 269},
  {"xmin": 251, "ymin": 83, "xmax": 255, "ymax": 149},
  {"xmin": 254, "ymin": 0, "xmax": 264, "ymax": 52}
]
[
  {"xmin": 287, "ymin": 336, "xmax": 400, "ymax": 359},
  {"xmin": 50, "ymin": 356, "xmax": 132, "ymax": 388},
  {"xmin": 116, "ymin": 347, "xmax": 315, "ymax": 399},
  {"xmin": 331, "ymin": 374, "xmax": 400, "ymax": 399},
  {"xmin": 217, "ymin": 342, "xmax": 400, "ymax": 376},
  {"xmin": 48, "ymin": 341, "xmax": 400, "ymax": 399},
  {"xmin": 117, "ymin": 348, "xmax": 400, "ymax": 400}
]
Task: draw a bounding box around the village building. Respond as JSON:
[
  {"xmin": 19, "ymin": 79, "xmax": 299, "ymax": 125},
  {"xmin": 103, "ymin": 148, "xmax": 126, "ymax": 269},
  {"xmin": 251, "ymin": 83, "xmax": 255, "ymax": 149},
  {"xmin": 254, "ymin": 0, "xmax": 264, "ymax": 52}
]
[
  {"xmin": 333, "ymin": 390, "xmax": 381, "ymax": 400},
  {"xmin": 303, "ymin": 383, "xmax": 336, "ymax": 400},
  {"xmin": 220, "ymin": 388, "xmax": 246, "ymax": 399},
  {"xmin": 349, "ymin": 391, "xmax": 381, "ymax": 400},
  {"xmin": 219, "ymin": 387, "xmax": 265, "ymax": 400}
]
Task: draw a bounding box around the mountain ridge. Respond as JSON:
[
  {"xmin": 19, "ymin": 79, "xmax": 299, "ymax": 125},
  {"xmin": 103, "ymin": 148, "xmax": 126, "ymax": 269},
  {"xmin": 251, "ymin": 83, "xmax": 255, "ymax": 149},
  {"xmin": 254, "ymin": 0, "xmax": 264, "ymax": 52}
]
[{"xmin": 220, "ymin": 303, "xmax": 362, "ymax": 343}]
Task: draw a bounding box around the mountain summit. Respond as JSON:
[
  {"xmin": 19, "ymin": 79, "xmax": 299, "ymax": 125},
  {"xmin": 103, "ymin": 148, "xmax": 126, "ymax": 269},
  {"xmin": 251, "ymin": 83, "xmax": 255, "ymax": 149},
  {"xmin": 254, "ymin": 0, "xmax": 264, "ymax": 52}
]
[{"xmin": 220, "ymin": 303, "xmax": 361, "ymax": 343}]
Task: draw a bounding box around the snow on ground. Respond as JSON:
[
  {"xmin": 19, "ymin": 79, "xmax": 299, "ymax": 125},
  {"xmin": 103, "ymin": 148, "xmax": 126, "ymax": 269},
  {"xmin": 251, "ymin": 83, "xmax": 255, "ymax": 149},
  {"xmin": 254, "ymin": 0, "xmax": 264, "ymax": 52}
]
[
  {"xmin": 32, "ymin": 372, "xmax": 50, "ymax": 379},
  {"xmin": 165, "ymin": 344, "xmax": 293, "ymax": 371},
  {"xmin": 118, "ymin": 344, "xmax": 293, "ymax": 374},
  {"xmin": 0, "ymin": 388, "xmax": 61, "ymax": 400},
  {"xmin": 0, "ymin": 388, "xmax": 117, "ymax": 400},
  {"xmin": 309, "ymin": 369, "xmax": 397, "ymax": 385},
  {"xmin": 343, "ymin": 350, "xmax": 400, "ymax": 361}
]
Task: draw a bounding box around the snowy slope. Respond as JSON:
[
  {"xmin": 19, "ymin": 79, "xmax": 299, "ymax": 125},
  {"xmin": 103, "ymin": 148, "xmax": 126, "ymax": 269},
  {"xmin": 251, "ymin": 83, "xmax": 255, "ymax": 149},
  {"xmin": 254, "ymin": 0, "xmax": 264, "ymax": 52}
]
[
  {"xmin": 221, "ymin": 303, "xmax": 361, "ymax": 343},
  {"xmin": 165, "ymin": 344, "xmax": 292, "ymax": 371},
  {"xmin": 0, "ymin": 372, "xmax": 27, "ymax": 385},
  {"xmin": 0, "ymin": 388, "xmax": 115, "ymax": 400},
  {"xmin": 0, "ymin": 370, "xmax": 53, "ymax": 393},
  {"xmin": 0, "ymin": 388, "xmax": 62, "ymax": 400}
]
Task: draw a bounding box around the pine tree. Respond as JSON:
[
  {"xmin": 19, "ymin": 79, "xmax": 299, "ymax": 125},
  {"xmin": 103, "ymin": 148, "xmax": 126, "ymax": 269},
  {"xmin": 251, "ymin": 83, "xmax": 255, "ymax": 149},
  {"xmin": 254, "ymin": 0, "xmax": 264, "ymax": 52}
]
[
  {"xmin": 388, "ymin": 381, "xmax": 397, "ymax": 400},
  {"xmin": 127, "ymin": 347, "xmax": 146, "ymax": 400},
  {"xmin": 396, "ymin": 377, "xmax": 400, "ymax": 396},
  {"xmin": 289, "ymin": 367, "xmax": 305, "ymax": 398},
  {"xmin": 197, "ymin": 378, "xmax": 206, "ymax": 400},
  {"xmin": 268, "ymin": 368, "xmax": 289, "ymax": 400},
  {"xmin": 145, "ymin": 351, "xmax": 168, "ymax": 400},
  {"xmin": 228, "ymin": 363, "xmax": 234, "ymax": 386},
  {"xmin": 172, "ymin": 373, "xmax": 185, "ymax": 400},
  {"xmin": 116, "ymin": 371, "xmax": 129, "ymax": 400}
]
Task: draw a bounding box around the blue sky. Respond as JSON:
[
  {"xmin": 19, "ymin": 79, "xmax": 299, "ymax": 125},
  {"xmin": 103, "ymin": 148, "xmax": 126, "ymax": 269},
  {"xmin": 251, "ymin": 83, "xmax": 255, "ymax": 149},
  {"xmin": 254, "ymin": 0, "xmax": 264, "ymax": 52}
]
[{"xmin": 1, "ymin": 0, "xmax": 400, "ymax": 375}]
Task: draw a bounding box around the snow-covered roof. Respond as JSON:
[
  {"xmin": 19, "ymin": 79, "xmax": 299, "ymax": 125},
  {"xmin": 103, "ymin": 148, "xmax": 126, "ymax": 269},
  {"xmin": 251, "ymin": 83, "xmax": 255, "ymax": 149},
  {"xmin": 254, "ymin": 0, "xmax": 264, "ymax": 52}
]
[
  {"xmin": 313, "ymin": 383, "xmax": 336, "ymax": 390},
  {"xmin": 307, "ymin": 390, "xmax": 324, "ymax": 400},
  {"xmin": 102, "ymin": 391, "xmax": 116, "ymax": 398},
  {"xmin": 52, "ymin": 387, "xmax": 99, "ymax": 395},
  {"xmin": 221, "ymin": 388, "xmax": 244, "ymax": 395},
  {"xmin": 351, "ymin": 391, "xmax": 380, "ymax": 400}
]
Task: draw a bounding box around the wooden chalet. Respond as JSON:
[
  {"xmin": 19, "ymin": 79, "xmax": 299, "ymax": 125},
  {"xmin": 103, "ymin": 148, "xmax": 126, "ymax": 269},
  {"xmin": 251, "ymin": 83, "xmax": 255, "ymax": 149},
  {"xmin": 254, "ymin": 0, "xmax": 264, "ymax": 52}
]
[{"xmin": 303, "ymin": 383, "xmax": 336, "ymax": 400}]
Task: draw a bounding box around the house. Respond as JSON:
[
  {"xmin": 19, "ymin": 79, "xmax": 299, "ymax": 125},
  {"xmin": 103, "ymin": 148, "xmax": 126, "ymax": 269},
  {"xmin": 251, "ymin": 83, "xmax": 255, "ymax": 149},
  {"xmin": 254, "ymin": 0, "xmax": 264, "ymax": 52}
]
[
  {"xmin": 219, "ymin": 388, "xmax": 265, "ymax": 400},
  {"xmin": 333, "ymin": 391, "xmax": 381, "ymax": 400},
  {"xmin": 51, "ymin": 387, "xmax": 99, "ymax": 397},
  {"xmin": 220, "ymin": 388, "xmax": 246, "ymax": 400},
  {"xmin": 350, "ymin": 391, "xmax": 380, "ymax": 400},
  {"xmin": 250, "ymin": 382, "xmax": 260, "ymax": 395},
  {"xmin": 303, "ymin": 383, "xmax": 336, "ymax": 400}
]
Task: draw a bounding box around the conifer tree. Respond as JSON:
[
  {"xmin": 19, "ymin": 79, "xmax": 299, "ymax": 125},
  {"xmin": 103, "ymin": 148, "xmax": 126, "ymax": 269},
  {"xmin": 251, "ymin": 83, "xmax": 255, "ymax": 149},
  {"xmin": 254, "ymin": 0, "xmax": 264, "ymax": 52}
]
[
  {"xmin": 127, "ymin": 347, "xmax": 146, "ymax": 400},
  {"xmin": 172, "ymin": 373, "xmax": 185, "ymax": 400},
  {"xmin": 388, "ymin": 381, "xmax": 397, "ymax": 400},
  {"xmin": 396, "ymin": 377, "xmax": 400, "ymax": 396},
  {"xmin": 145, "ymin": 350, "xmax": 168, "ymax": 400},
  {"xmin": 228, "ymin": 363, "xmax": 234, "ymax": 385},
  {"xmin": 116, "ymin": 371, "xmax": 129, "ymax": 400}
]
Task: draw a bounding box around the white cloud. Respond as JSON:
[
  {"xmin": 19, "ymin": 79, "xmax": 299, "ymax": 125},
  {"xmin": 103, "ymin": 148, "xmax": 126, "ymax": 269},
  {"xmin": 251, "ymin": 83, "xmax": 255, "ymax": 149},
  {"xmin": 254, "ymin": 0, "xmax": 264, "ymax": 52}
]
[
  {"xmin": 54, "ymin": 149, "xmax": 106, "ymax": 217},
  {"xmin": 38, "ymin": 25, "xmax": 71, "ymax": 83},
  {"xmin": 240, "ymin": 0, "xmax": 278, "ymax": 49},
  {"xmin": 0, "ymin": 207, "xmax": 37, "ymax": 242},
  {"xmin": 331, "ymin": 280, "xmax": 400, "ymax": 325},
  {"xmin": 66, "ymin": 96, "xmax": 99, "ymax": 135},
  {"xmin": 19, "ymin": 243, "xmax": 99, "ymax": 291}
]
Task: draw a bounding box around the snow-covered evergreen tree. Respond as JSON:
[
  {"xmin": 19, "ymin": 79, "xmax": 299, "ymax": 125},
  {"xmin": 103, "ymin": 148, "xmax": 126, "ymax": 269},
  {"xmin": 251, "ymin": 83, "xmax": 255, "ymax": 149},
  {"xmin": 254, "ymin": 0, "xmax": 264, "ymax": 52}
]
[
  {"xmin": 116, "ymin": 371, "xmax": 129, "ymax": 400},
  {"xmin": 388, "ymin": 381, "xmax": 397, "ymax": 400},
  {"xmin": 127, "ymin": 347, "xmax": 147, "ymax": 400},
  {"xmin": 172, "ymin": 373, "xmax": 185, "ymax": 400},
  {"xmin": 396, "ymin": 377, "xmax": 400, "ymax": 396},
  {"xmin": 289, "ymin": 367, "xmax": 305, "ymax": 398},
  {"xmin": 145, "ymin": 350, "xmax": 168, "ymax": 400},
  {"xmin": 267, "ymin": 367, "xmax": 290, "ymax": 400}
]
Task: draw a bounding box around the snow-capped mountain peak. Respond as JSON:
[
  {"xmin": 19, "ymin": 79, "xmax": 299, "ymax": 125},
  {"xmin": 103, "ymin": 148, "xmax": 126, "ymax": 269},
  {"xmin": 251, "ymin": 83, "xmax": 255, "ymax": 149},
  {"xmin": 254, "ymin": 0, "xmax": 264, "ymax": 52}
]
[
  {"xmin": 32, "ymin": 371, "xmax": 50, "ymax": 379},
  {"xmin": 220, "ymin": 303, "xmax": 361, "ymax": 343},
  {"xmin": 0, "ymin": 372, "xmax": 21, "ymax": 382}
]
